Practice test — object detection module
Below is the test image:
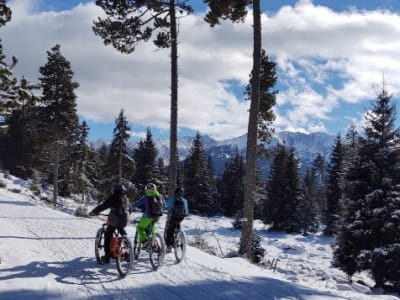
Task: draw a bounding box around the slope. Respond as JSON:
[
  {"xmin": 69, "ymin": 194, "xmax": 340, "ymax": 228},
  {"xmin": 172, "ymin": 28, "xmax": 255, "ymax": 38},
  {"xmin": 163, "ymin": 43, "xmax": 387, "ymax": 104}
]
[{"xmin": 0, "ymin": 187, "xmax": 344, "ymax": 300}]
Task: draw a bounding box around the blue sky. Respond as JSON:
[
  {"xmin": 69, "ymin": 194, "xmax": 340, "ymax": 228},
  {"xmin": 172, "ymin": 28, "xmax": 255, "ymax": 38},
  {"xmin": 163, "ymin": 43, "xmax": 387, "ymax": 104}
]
[{"xmin": 3, "ymin": 0, "xmax": 400, "ymax": 142}]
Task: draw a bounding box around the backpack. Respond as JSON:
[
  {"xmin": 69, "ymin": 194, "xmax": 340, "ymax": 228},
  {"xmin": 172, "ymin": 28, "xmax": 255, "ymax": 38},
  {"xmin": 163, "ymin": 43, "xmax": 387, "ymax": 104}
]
[
  {"xmin": 148, "ymin": 195, "xmax": 163, "ymax": 217},
  {"xmin": 172, "ymin": 196, "xmax": 186, "ymax": 219},
  {"xmin": 113, "ymin": 193, "xmax": 128, "ymax": 216}
]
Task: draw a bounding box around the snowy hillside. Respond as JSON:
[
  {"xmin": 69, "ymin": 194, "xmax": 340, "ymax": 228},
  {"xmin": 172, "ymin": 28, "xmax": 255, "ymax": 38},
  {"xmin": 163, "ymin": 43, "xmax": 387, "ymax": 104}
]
[{"xmin": 0, "ymin": 173, "xmax": 398, "ymax": 300}]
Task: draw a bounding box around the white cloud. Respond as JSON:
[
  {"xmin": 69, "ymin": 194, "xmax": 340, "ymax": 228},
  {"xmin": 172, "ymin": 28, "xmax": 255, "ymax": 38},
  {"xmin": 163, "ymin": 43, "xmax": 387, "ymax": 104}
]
[{"xmin": 3, "ymin": 0, "xmax": 400, "ymax": 140}]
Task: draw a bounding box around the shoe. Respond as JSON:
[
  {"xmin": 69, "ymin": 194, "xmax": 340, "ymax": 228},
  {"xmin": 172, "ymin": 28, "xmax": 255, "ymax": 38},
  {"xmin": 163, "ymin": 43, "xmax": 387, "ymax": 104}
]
[
  {"xmin": 101, "ymin": 255, "xmax": 110, "ymax": 264},
  {"xmin": 166, "ymin": 246, "xmax": 172, "ymax": 254}
]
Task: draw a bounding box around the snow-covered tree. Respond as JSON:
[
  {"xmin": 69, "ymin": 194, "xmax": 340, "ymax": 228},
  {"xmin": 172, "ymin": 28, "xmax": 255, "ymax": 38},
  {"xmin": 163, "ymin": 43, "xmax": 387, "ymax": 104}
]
[
  {"xmin": 325, "ymin": 134, "xmax": 344, "ymax": 235},
  {"xmin": 133, "ymin": 127, "xmax": 159, "ymax": 196},
  {"xmin": 100, "ymin": 109, "xmax": 134, "ymax": 198},
  {"xmin": 218, "ymin": 148, "xmax": 244, "ymax": 217},
  {"xmin": 334, "ymin": 86, "xmax": 400, "ymax": 289},
  {"xmin": 37, "ymin": 44, "xmax": 80, "ymax": 207},
  {"xmin": 183, "ymin": 132, "xmax": 218, "ymax": 216}
]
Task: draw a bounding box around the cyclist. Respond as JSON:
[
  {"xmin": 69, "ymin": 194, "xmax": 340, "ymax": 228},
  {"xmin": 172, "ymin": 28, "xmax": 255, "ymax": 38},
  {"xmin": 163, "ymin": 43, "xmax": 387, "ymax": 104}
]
[
  {"xmin": 164, "ymin": 187, "xmax": 189, "ymax": 253},
  {"xmin": 130, "ymin": 183, "xmax": 165, "ymax": 249},
  {"xmin": 89, "ymin": 183, "xmax": 130, "ymax": 264}
]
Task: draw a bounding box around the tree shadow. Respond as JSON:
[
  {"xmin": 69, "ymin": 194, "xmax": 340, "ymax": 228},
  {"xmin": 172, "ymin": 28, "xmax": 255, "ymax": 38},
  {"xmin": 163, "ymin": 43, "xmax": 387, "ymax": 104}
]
[
  {"xmin": 0, "ymin": 257, "xmax": 120, "ymax": 285},
  {"xmin": 0, "ymin": 200, "xmax": 34, "ymax": 206}
]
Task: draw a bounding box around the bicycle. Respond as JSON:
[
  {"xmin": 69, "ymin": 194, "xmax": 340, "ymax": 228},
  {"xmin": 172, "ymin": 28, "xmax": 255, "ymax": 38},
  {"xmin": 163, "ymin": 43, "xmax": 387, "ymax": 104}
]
[
  {"xmin": 132, "ymin": 217, "xmax": 165, "ymax": 270},
  {"xmin": 164, "ymin": 221, "xmax": 187, "ymax": 263},
  {"xmin": 172, "ymin": 226, "xmax": 187, "ymax": 263},
  {"xmin": 94, "ymin": 215, "xmax": 134, "ymax": 277}
]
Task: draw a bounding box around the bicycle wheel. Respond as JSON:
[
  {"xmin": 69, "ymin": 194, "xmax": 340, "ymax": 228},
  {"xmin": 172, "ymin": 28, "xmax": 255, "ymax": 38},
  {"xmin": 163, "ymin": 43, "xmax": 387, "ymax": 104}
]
[
  {"xmin": 116, "ymin": 236, "xmax": 133, "ymax": 277},
  {"xmin": 95, "ymin": 228, "xmax": 105, "ymax": 264},
  {"xmin": 133, "ymin": 230, "xmax": 141, "ymax": 260},
  {"xmin": 174, "ymin": 230, "xmax": 187, "ymax": 263},
  {"xmin": 149, "ymin": 232, "xmax": 165, "ymax": 270}
]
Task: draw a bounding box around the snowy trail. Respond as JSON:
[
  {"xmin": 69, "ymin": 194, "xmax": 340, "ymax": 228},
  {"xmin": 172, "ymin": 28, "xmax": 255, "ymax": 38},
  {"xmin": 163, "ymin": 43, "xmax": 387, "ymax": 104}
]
[{"xmin": 0, "ymin": 190, "xmax": 345, "ymax": 300}]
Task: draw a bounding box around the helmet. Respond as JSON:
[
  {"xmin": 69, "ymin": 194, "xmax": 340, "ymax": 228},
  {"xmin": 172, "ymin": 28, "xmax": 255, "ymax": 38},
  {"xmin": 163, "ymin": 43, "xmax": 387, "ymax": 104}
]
[
  {"xmin": 145, "ymin": 183, "xmax": 157, "ymax": 192},
  {"xmin": 113, "ymin": 183, "xmax": 126, "ymax": 193},
  {"xmin": 174, "ymin": 187, "xmax": 183, "ymax": 196}
]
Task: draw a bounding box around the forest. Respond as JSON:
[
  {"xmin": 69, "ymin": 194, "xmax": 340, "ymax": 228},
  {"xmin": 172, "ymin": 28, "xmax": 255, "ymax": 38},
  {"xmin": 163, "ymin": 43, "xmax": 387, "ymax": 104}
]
[{"xmin": 0, "ymin": 0, "xmax": 399, "ymax": 292}]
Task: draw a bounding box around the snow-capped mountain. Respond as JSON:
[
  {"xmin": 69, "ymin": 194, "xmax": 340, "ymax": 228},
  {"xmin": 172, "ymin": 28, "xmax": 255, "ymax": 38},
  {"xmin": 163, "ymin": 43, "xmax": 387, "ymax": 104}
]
[
  {"xmin": 93, "ymin": 131, "xmax": 336, "ymax": 177},
  {"xmin": 159, "ymin": 131, "xmax": 336, "ymax": 176}
]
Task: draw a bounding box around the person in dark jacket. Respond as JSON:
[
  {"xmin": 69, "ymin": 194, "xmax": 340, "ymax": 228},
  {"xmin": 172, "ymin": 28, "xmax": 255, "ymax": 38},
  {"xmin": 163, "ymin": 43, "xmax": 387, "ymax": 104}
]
[
  {"xmin": 89, "ymin": 183, "xmax": 130, "ymax": 264},
  {"xmin": 164, "ymin": 187, "xmax": 189, "ymax": 253},
  {"xmin": 130, "ymin": 183, "xmax": 165, "ymax": 248}
]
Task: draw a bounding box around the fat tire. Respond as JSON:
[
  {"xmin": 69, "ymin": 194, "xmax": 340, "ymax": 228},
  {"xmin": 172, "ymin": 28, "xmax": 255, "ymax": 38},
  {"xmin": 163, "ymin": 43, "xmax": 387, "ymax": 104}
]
[
  {"xmin": 95, "ymin": 228, "xmax": 105, "ymax": 264},
  {"xmin": 116, "ymin": 236, "xmax": 133, "ymax": 277},
  {"xmin": 174, "ymin": 230, "xmax": 187, "ymax": 263},
  {"xmin": 133, "ymin": 230, "xmax": 141, "ymax": 260},
  {"xmin": 149, "ymin": 232, "xmax": 165, "ymax": 270}
]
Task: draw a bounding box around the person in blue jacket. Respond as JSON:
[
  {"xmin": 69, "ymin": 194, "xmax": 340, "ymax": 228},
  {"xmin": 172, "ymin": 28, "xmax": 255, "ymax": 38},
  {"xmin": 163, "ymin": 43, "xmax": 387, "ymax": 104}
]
[
  {"xmin": 130, "ymin": 183, "xmax": 165, "ymax": 247},
  {"xmin": 164, "ymin": 187, "xmax": 189, "ymax": 253}
]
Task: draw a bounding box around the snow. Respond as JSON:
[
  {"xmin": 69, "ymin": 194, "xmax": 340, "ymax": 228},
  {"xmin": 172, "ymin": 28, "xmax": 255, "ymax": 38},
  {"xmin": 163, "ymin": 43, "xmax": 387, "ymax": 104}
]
[{"xmin": 0, "ymin": 173, "xmax": 399, "ymax": 300}]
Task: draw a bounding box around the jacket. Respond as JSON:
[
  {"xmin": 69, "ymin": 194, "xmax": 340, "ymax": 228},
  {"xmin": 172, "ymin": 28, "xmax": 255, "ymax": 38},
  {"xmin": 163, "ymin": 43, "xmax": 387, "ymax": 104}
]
[
  {"xmin": 166, "ymin": 196, "xmax": 189, "ymax": 218},
  {"xmin": 131, "ymin": 191, "xmax": 166, "ymax": 218},
  {"xmin": 91, "ymin": 191, "xmax": 129, "ymax": 227}
]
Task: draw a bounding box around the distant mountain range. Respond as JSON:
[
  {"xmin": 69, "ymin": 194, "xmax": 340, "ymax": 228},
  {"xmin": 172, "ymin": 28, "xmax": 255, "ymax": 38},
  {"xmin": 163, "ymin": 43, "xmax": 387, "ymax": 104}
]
[{"xmin": 94, "ymin": 131, "xmax": 336, "ymax": 178}]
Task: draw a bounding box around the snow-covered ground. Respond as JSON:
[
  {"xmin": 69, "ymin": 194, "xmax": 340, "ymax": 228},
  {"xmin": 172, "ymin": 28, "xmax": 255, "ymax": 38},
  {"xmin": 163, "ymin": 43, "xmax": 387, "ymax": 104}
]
[{"xmin": 0, "ymin": 173, "xmax": 399, "ymax": 300}]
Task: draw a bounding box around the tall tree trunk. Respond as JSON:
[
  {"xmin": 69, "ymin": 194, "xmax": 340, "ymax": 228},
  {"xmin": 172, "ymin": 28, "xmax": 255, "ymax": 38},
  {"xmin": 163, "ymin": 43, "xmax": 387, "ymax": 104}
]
[
  {"xmin": 168, "ymin": 0, "xmax": 178, "ymax": 197},
  {"xmin": 239, "ymin": 0, "xmax": 262, "ymax": 257},
  {"xmin": 53, "ymin": 140, "xmax": 59, "ymax": 208},
  {"xmin": 118, "ymin": 133, "xmax": 122, "ymax": 183}
]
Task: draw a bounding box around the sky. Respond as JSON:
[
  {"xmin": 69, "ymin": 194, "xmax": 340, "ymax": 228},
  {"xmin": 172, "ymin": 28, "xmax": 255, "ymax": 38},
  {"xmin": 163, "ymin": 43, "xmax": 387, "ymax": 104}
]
[
  {"xmin": 1, "ymin": 172, "xmax": 398, "ymax": 299},
  {"xmin": 2, "ymin": 0, "xmax": 400, "ymax": 142}
]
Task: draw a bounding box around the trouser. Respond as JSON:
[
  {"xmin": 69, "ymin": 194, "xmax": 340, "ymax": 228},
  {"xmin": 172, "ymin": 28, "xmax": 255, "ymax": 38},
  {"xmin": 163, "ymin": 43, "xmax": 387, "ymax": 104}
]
[
  {"xmin": 137, "ymin": 217, "xmax": 157, "ymax": 242},
  {"xmin": 164, "ymin": 216, "xmax": 184, "ymax": 247},
  {"xmin": 104, "ymin": 225, "xmax": 126, "ymax": 258}
]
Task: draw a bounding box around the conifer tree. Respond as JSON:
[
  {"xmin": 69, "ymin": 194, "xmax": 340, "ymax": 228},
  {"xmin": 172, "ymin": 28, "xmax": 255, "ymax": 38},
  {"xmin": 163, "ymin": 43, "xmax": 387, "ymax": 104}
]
[
  {"xmin": 102, "ymin": 109, "xmax": 134, "ymax": 195},
  {"xmin": 0, "ymin": 0, "xmax": 11, "ymax": 27},
  {"xmin": 132, "ymin": 127, "xmax": 159, "ymax": 195},
  {"xmin": 324, "ymin": 134, "xmax": 344, "ymax": 235},
  {"xmin": 37, "ymin": 44, "xmax": 79, "ymax": 207},
  {"xmin": 334, "ymin": 86, "xmax": 400, "ymax": 289},
  {"xmin": 96, "ymin": 142, "xmax": 109, "ymax": 202},
  {"xmin": 264, "ymin": 143, "xmax": 287, "ymax": 224},
  {"xmin": 183, "ymin": 132, "xmax": 217, "ymax": 215},
  {"xmin": 204, "ymin": 0, "xmax": 264, "ymax": 256},
  {"xmin": 93, "ymin": 0, "xmax": 193, "ymax": 197},
  {"xmin": 0, "ymin": 41, "xmax": 19, "ymax": 133},
  {"xmin": 70, "ymin": 121, "xmax": 96, "ymax": 204},
  {"xmin": 244, "ymin": 49, "xmax": 277, "ymax": 142},
  {"xmin": 1, "ymin": 78, "xmax": 39, "ymax": 178},
  {"xmin": 266, "ymin": 145, "xmax": 305, "ymax": 233},
  {"xmin": 219, "ymin": 148, "xmax": 244, "ymax": 217},
  {"xmin": 312, "ymin": 153, "xmax": 327, "ymax": 221}
]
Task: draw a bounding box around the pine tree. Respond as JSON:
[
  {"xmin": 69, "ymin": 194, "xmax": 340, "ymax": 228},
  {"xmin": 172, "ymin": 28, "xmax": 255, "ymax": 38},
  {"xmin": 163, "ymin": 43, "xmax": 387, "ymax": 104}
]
[
  {"xmin": 69, "ymin": 121, "xmax": 97, "ymax": 204},
  {"xmin": 1, "ymin": 78, "xmax": 39, "ymax": 178},
  {"xmin": 244, "ymin": 49, "xmax": 277, "ymax": 143},
  {"xmin": 37, "ymin": 44, "xmax": 79, "ymax": 207},
  {"xmin": 93, "ymin": 0, "xmax": 193, "ymax": 197},
  {"xmin": 204, "ymin": 0, "xmax": 264, "ymax": 257},
  {"xmin": 0, "ymin": 0, "xmax": 11, "ymax": 27},
  {"xmin": 266, "ymin": 145, "xmax": 305, "ymax": 233},
  {"xmin": 0, "ymin": 40, "xmax": 19, "ymax": 134},
  {"xmin": 312, "ymin": 153, "xmax": 327, "ymax": 221},
  {"xmin": 219, "ymin": 148, "xmax": 244, "ymax": 217},
  {"xmin": 133, "ymin": 127, "xmax": 159, "ymax": 196},
  {"xmin": 324, "ymin": 134, "xmax": 344, "ymax": 235},
  {"xmin": 102, "ymin": 109, "xmax": 134, "ymax": 195},
  {"xmin": 96, "ymin": 142, "xmax": 109, "ymax": 202},
  {"xmin": 183, "ymin": 132, "xmax": 217, "ymax": 215},
  {"xmin": 334, "ymin": 86, "xmax": 400, "ymax": 289},
  {"xmin": 264, "ymin": 143, "xmax": 287, "ymax": 224}
]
